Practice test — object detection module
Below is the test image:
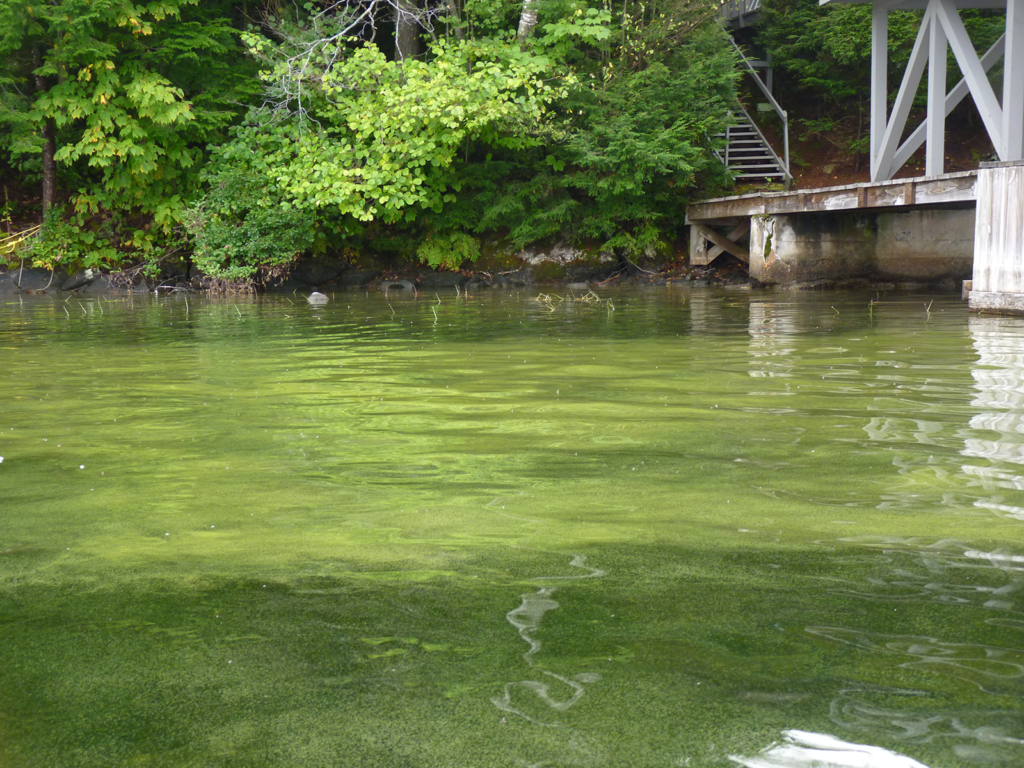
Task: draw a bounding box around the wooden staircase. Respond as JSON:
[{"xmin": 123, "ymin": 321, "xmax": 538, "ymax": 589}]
[{"xmin": 716, "ymin": 110, "xmax": 789, "ymax": 184}]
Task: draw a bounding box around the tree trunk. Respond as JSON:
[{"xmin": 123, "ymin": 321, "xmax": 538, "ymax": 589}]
[
  {"xmin": 32, "ymin": 46, "xmax": 57, "ymax": 217},
  {"xmin": 394, "ymin": 0, "xmax": 420, "ymax": 62},
  {"xmin": 517, "ymin": 0, "xmax": 538, "ymax": 41},
  {"xmin": 445, "ymin": 0, "xmax": 463, "ymax": 40}
]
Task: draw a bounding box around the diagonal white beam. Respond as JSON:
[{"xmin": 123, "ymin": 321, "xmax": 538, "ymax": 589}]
[
  {"xmin": 873, "ymin": 6, "xmax": 933, "ymax": 180},
  {"xmin": 1005, "ymin": 0, "xmax": 1024, "ymax": 159},
  {"xmin": 889, "ymin": 34, "xmax": 1005, "ymax": 175},
  {"xmin": 934, "ymin": 0, "xmax": 1004, "ymax": 155},
  {"xmin": 927, "ymin": 7, "xmax": 948, "ymax": 175}
]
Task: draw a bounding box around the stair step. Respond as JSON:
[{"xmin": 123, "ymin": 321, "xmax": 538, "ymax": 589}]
[{"xmin": 717, "ymin": 105, "xmax": 790, "ymax": 183}]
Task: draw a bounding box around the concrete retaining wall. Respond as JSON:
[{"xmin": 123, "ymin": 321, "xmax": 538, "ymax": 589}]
[{"xmin": 748, "ymin": 207, "xmax": 975, "ymax": 286}]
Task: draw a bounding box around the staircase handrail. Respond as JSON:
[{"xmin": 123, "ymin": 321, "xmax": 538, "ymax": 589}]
[{"xmin": 728, "ymin": 37, "xmax": 790, "ymax": 181}]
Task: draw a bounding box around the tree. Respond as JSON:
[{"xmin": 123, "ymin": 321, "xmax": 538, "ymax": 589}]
[{"xmin": 0, "ymin": 0, "xmax": 256, "ymax": 270}]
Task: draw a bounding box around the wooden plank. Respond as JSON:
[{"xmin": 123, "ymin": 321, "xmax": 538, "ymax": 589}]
[
  {"xmin": 694, "ymin": 224, "xmax": 750, "ymax": 264},
  {"xmin": 686, "ymin": 196, "xmax": 765, "ymax": 221},
  {"xmin": 687, "ymin": 171, "xmax": 978, "ymax": 222},
  {"xmin": 689, "ymin": 224, "xmax": 710, "ymax": 265},
  {"xmin": 927, "ymin": 8, "xmax": 948, "ymax": 175},
  {"xmin": 915, "ymin": 175, "xmax": 977, "ymax": 204},
  {"xmin": 1005, "ymin": 0, "xmax": 1024, "ymax": 159},
  {"xmin": 707, "ymin": 220, "xmax": 752, "ymax": 260},
  {"xmin": 973, "ymin": 163, "xmax": 1024, "ymax": 294},
  {"xmin": 867, "ymin": 185, "xmax": 904, "ymax": 206}
]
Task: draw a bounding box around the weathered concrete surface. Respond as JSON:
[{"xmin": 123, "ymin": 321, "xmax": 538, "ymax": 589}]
[
  {"xmin": 969, "ymin": 291, "xmax": 1024, "ymax": 313},
  {"xmin": 970, "ymin": 161, "xmax": 1024, "ymax": 314},
  {"xmin": 687, "ymin": 171, "xmax": 977, "ymax": 221},
  {"xmin": 748, "ymin": 207, "xmax": 975, "ymax": 285}
]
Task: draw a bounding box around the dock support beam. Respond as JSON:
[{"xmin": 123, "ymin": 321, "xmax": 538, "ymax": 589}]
[
  {"xmin": 1006, "ymin": 0, "xmax": 1024, "ymax": 161},
  {"xmin": 969, "ymin": 161, "xmax": 1024, "ymax": 314},
  {"xmin": 861, "ymin": 0, "xmax": 1023, "ymax": 181},
  {"xmin": 926, "ymin": 9, "xmax": 947, "ymax": 175}
]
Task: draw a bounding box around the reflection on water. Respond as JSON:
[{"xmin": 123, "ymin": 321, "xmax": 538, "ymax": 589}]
[
  {"xmin": 748, "ymin": 300, "xmax": 797, "ymax": 380},
  {"xmin": 731, "ymin": 730, "xmax": 930, "ymax": 768},
  {"xmin": 2, "ymin": 290, "xmax": 1024, "ymax": 767},
  {"xmin": 963, "ymin": 317, "xmax": 1024, "ymax": 497},
  {"xmin": 492, "ymin": 555, "xmax": 606, "ymax": 727}
]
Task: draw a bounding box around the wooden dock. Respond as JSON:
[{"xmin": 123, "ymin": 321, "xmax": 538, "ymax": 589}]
[
  {"xmin": 685, "ymin": 171, "xmax": 980, "ymax": 285},
  {"xmin": 685, "ymin": 163, "xmax": 1024, "ymax": 315},
  {"xmin": 687, "ymin": 171, "xmax": 976, "ymax": 222}
]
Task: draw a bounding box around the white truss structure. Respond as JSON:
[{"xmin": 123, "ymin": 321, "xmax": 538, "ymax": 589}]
[{"xmin": 822, "ymin": 0, "xmax": 1023, "ymax": 181}]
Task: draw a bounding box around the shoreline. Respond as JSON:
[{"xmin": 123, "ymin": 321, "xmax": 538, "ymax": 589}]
[{"xmin": 0, "ymin": 262, "xmax": 966, "ymax": 298}]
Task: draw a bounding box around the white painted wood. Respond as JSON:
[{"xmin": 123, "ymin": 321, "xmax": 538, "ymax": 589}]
[
  {"xmin": 823, "ymin": 0, "xmax": 1008, "ymax": 7},
  {"xmin": 891, "ymin": 34, "xmax": 1005, "ymax": 174},
  {"xmin": 914, "ymin": 177, "xmax": 978, "ymax": 203},
  {"xmin": 927, "ymin": 11, "xmax": 948, "ymax": 175},
  {"xmin": 935, "ymin": 0, "xmax": 1005, "ymax": 154},
  {"xmin": 686, "ymin": 170, "xmax": 978, "ymax": 221},
  {"xmin": 972, "ymin": 163, "xmax": 1024, "ymax": 299},
  {"xmin": 694, "ymin": 223, "xmax": 750, "ymax": 263},
  {"xmin": 969, "ymin": 291, "xmax": 1024, "ymax": 313},
  {"xmin": 873, "ymin": 7, "xmax": 933, "ymax": 180},
  {"xmin": 1004, "ymin": 0, "xmax": 1024, "ymax": 159},
  {"xmin": 852, "ymin": 0, "xmax": 1022, "ymax": 180},
  {"xmin": 689, "ymin": 224, "xmax": 709, "ymax": 265},
  {"xmin": 706, "ymin": 220, "xmax": 752, "ymax": 261},
  {"xmin": 871, "ymin": 5, "xmax": 889, "ymax": 172}
]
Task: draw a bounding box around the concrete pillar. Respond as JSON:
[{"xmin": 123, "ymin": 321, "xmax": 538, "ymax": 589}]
[
  {"xmin": 969, "ymin": 161, "xmax": 1024, "ymax": 314},
  {"xmin": 749, "ymin": 209, "xmax": 973, "ymax": 286}
]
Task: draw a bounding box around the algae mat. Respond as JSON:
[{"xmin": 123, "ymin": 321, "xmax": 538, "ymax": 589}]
[{"xmin": 1, "ymin": 288, "xmax": 1022, "ymax": 767}]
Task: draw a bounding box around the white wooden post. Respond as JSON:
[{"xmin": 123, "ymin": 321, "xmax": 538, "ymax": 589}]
[
  {"xmin": 935, "ymin": 0, "xmax": 1004, "ymax": 155},
  {"xmin": 891, "ymin": 34, "xmax": 1005, "ymax": 174},
  {"xmin": 1005, "ymin": 0, "xmax": 1024, "ymax": 160},
  {"xmin": 969, "ymin": 161, "xmax": 1024, "ymax": 314},
  {"xmin": 927, "ymin": 8, "xmax": 947, "ymax": 175},
  {"xmin": 872, "ymin": 7, "xmax": 932, "ymax": 181},
  {"xmin": 845, "ymin": 0, "xmax": 1021, "ymax": 180},
  {"xmin": 870, "ymin": 4, "xmax": 888, "ymax": 175}
]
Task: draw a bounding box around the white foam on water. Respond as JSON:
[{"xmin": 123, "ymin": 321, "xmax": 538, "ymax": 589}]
[
  {"xmin": 730, "ymin": 730, "xmax": 931, "ymax": 768},
  {"xmin": 965, "ymin": 550, "xmax": 1024, "ymax": 564}
]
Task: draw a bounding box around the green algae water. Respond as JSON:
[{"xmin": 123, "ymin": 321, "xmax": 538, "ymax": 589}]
[{"xmin": 1, "ymin": 288, "xmax": 1023, "ymax": 767}]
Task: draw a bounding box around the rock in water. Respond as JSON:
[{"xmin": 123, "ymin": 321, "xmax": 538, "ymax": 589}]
[{"xmin": 307, "ymin": 292, "xmax": 329, "ymax": 305}]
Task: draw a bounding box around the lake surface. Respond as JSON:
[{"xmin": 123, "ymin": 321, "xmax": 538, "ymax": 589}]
[{"xmin": 1, "ymin": 287, "xmax": 1023, "ymax": 767}]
